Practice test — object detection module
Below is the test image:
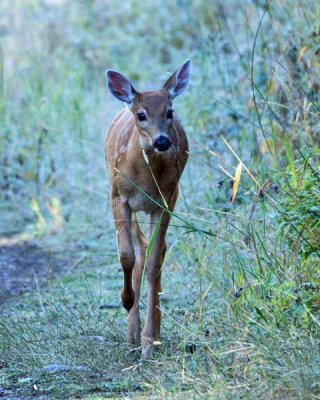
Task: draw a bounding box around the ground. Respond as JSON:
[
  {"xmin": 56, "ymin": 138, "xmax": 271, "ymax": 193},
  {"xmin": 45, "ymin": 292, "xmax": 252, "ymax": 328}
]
[{"xmin": 0, "ymin": 241, "xmax": 67, "ymax": 305}]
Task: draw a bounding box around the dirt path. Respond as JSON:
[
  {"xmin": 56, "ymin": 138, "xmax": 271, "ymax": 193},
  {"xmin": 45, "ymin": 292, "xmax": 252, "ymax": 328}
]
[{"xmin": 0, "ymin": 240, "xmax": 68, "ymax": 304}]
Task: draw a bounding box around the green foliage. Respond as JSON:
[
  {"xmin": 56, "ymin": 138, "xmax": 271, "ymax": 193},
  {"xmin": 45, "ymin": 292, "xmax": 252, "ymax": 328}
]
[
  {"xmin": 279, "ymin": 149, "xmax": 320, "ymax": 262},
  {"xmin": 272, "ymin": 149, "xmax": 320, "ymax": 329}
]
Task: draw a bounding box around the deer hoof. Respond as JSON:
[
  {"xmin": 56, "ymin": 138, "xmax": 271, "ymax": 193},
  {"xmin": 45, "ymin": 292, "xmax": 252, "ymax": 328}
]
[
  {"xmin": 141, "ymin": 335, "xmax": 154, "ymax": 359},
  {"xmin": 128, "ymin": 314, "xmax": 141, "ymax": 344}
]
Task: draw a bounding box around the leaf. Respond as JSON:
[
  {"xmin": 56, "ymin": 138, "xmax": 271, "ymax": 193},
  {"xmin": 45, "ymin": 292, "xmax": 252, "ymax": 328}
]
[
  {"xmin": 284, "ymin": 134, "xmax": 297, "ymax": 189},
  {"xmin": 231, "ymin": 163, "xmax": 243, "ymax": 203},
  {"xmin": 254, "ymin": 306, "xmax": 268, "ymax": 323}
]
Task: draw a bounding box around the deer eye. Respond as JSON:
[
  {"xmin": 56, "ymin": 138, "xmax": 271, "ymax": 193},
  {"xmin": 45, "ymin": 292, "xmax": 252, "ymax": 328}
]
[
  {"xmin": 167, "ymin": 109, "xmax": 173, "ymax": 119},
  {"xmin": 137, "ymin": 112, "xmax": 147, "ymax": 122}
]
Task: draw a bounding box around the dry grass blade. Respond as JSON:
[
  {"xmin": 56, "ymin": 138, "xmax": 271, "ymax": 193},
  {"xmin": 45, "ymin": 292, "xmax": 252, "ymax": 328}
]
[
  {"xmin": 221, "ymin": 135, "xmax": 261, "ymax": 189},
  {"xmin": 218, "ymin": 164, "xmax": 234, "ymax": 179},
  {"xmin": 231, "ymin": 163, "xmax": 243, "ymax": 203},
  {"xmin": 298, "ymin": 45, "xmax": 311, "ymax": 62}
]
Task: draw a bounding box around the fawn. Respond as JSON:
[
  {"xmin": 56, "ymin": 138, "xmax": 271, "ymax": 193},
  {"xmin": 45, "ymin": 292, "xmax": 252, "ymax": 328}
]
[{"xmin": 105, "ymin": 60, "xmax": 191, "ymax": 358}]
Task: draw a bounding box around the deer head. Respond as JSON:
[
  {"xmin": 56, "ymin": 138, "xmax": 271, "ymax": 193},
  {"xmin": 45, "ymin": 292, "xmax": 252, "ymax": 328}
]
[{"xmin": 106, "ymin": 60, "xmax": 191, "ymax": 152}]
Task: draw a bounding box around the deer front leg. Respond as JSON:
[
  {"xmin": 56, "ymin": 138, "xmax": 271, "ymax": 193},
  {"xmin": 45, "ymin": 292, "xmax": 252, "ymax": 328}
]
[
  {"xmin": 141, "ymin": 210, "xmax": 170, "ymax": 359},
  {"xmin": 128, "ymin": 213, "xmax": 147, "ymax": 344},
  {"xmin": 112, "ymin": 194, "xmax": 135, "ymax": 312}
]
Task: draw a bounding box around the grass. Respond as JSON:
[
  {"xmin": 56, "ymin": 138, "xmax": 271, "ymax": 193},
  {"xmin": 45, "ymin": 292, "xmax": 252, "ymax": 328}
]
[{"xmin": 0, "ymin": 0, "xmax": 319, "ymax": 399}]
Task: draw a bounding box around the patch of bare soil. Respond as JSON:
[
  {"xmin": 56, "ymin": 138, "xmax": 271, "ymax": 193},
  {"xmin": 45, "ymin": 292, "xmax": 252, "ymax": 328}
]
[{"xmin": 0, "ymin": 240, "xmax": 68, "ymax": 304}]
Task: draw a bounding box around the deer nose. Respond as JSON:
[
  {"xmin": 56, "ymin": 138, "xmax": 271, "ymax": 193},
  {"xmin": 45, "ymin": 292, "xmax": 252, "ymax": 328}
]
[{"xmin": 154, "ymin": 135, "xmax": 171, "ymax": 152}]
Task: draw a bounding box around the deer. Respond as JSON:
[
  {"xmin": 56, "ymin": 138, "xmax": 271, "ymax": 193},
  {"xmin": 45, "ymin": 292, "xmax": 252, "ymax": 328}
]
[{"xmin": 104, "ymin": 60, "xmax": 191, "ymax": 358}]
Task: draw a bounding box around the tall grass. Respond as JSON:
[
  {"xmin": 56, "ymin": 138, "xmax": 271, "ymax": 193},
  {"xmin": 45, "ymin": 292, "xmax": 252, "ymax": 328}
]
[{"xmin": 0, "ymin": 0, "xmax": 319, "ymax": 399}]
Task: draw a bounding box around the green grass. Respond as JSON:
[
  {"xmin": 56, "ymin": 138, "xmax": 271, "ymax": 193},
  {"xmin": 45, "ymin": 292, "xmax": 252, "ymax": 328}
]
[{"xmin": 0, "ymin": 0, "xmax": 320, "ymax": 399}]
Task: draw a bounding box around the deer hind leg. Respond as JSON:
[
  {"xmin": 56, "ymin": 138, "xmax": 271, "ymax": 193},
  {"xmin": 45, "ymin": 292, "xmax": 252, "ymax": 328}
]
[
  {"xmin": 141, "ymin": 211, "xmax": 170, "ymax": 359},
  {"xmin": 128, "ymin": 212, "xmax": 147, "ymax": 344},
  {"xmin": 112, "ymin": 194, "xmax": 135, "ymax": 311},
  {"xmin": 141, "ymin": 190, "xmax": 178, "ymax": 359},
  {"xmin": 154, "ymin": 241, "xmax": 166, "ymax": 340}
]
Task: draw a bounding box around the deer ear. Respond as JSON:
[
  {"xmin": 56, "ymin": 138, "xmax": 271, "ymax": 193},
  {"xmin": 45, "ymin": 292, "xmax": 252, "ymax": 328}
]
[
  {"xmin": 105, "ymin": 70, "xmax": 137, "ymax": 103},
  {"xmin": 163, "ymin": 59, "xmax": 191, "ymax": 99}
]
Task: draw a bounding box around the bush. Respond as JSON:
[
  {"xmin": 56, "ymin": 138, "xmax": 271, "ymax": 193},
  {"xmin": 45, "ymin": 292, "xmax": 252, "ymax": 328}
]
[{"xmin": 275, "ymin": 147, "xmax": 320, "ymax": 329}]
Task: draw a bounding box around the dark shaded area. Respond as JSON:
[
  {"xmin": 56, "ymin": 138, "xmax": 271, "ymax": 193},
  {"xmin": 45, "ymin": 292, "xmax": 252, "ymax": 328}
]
[{"xmin": 0, "ymin": 241, "xmax": 66, "ymax": 304}]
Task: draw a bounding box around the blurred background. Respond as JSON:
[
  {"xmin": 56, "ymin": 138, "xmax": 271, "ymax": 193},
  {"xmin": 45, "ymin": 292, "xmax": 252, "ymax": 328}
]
[
  {"xmin": 0, "ymin": 0, "xmax": 318, "ymax": 243},
  {"xmin": 0, "ymin": 0, "xmax": 319, "ymax": 398}
]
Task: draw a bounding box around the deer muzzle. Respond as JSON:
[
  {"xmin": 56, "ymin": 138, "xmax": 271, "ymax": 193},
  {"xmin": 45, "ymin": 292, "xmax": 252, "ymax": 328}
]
[{"xmin": 153, "ymin": 135, "xmax": 171, "ymax": 152}]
